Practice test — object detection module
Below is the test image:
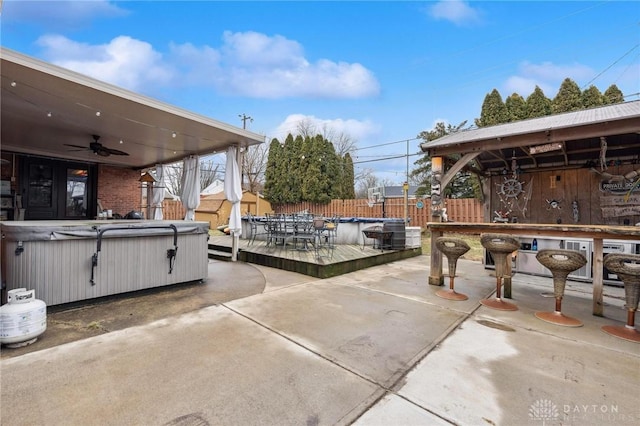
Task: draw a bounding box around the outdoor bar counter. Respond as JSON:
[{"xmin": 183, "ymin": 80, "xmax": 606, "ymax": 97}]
[
  {"xmin": 427, "ymin": 222, "xmax": 640, "ymax": 316},
  {"xmin": 1, "ymin": 220, "xmax": 210, "ymax": 306}
]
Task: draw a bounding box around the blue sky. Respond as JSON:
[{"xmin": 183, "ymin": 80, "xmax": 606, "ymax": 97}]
[{"xmin": 2, "ymin": 0, "xmax": 639, "ymax": 184}]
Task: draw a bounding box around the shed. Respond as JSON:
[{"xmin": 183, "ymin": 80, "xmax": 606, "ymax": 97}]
[{"xmin": 195, "ymin": 191, "xmax": 273, "ymax": 230}]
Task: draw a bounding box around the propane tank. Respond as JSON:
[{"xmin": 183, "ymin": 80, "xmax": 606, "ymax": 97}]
[{"xmin": 0, "ymin": 288, "xmax": 47, "ymax": 348}]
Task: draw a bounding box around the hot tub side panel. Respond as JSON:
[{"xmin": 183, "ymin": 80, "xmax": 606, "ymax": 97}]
[{"xmin": 3, "ymin": 233, "xmax": 208, "ymax": 306}]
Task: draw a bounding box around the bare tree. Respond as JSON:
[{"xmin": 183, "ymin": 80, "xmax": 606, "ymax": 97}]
[
  {"xmin": 163, "ymin": 158, "xmax": 221, "ymax": 197},
  {"xmin": 295, "ymin": 120, "xmax": 357, "ymax": 157},
  {"xmin": 242, "ymin": 144, "xmax": 268, "ymax": 193},
  {"xmin": 355, "ymin": 169, "xmax": 379, "ymax": 198}
]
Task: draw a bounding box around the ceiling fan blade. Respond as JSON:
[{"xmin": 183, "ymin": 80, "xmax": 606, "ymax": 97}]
[
  {"xmin": 64, "ymin": 144, "xmax": 90, "ymax": 150},
  {"xmin": 104, "ymin": 147, "xmax": 130, "ymax": 156}
]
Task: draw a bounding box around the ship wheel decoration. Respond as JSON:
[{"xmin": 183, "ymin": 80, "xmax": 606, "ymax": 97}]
[
  {"xmin": 497, "ymin": 177, "xmax": 524, "ymax": 198},
  {"xmin": 495, "ymin": 175, "xmax": 532, "ymax": 221}
]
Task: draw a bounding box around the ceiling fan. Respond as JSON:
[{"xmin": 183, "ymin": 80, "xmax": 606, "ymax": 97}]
[{"xmin": 65, "ymin": 135, "xmax": 129, "ymax": 157}]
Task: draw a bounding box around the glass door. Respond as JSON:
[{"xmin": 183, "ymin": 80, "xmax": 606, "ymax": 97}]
[{"xmin": 21, "ymin": 157, "xmax": 97, "ymax": 220}]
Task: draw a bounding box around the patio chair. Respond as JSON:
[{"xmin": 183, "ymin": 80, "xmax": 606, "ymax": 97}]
[
  {"xmin": 247, "ymin": 212, "xmax": 269, "ymax": 246},
  {"xmin": 480, "ymin": 233, "xmax": 520, "ymax": 311},
  {"xmin": 288, "ymin": 214, "xmax": 316, "ymax": 251},
  {"xmin": 601, "ymin": 253, "xmax": 640, "ymax": 343},
  {"xmin": 435, "ymin": 237, "xmax": 470, "ymax": 301},
  {"xmin": 534, "ymin": 249, "xmax": 587, "ymax": 327},
  {"xmin": 324, "ymin": 215, "xmax": 340, "ymax": 249}
]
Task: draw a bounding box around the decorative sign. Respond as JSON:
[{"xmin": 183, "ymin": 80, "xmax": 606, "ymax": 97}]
[
  {"xmin": 599, "ymin": 180, "xmax": 640, "ymax": 195},
  {"xmin": 601, "ymin": 205, "xmax": 640, "ymax": 218},
  {"xmin": 529, "ymin": 142, "xmax": 563, "ymax": 155},
  {"xmin": 416, "ymin": 200, "xmax": 424, "ymax": 209}
]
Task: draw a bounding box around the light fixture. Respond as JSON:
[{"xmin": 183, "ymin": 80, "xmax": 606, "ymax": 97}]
[
  {"xmin": 10, "ymin": 81, "xmax": 16, "ymax": 87},
  {"xmin": 119, "ymin": 139, "xmax": 123, "ymax": 144},
  {"xmin": 172, "ymin": 132, "xmax": 177, "ymax": 138},
  {"xmin": 96, "ymin": 111, "xmax": 101, "ymax": 117},
  {"xmin": 47, "ymin": 112, "xmax": 52, "ymax": 117},
  {"xmin": 431, "ymin": 156, "xmax": 443, "ymax": 169}
]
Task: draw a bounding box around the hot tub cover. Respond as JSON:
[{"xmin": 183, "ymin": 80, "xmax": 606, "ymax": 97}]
[{"xmin": 0, "ymin": 220, "xmax": 210, "ymax": 241}]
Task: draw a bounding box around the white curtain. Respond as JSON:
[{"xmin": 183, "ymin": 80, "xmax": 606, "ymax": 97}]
[
  {"xmin": 224, "ymin": 146, "xmax": 243, "ymax": 237},
  {"xmin": 181, "ymin": 156, "xmax": 200, "ymax": 220},
  {"xmin": 152, "ymin": 164, "xmax": 165, "ymax": 220}
]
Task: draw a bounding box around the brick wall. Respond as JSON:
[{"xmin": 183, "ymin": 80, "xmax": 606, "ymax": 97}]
[{"xmin": 97, "ymin": 165, "xmax": 141, "ymax": 216}]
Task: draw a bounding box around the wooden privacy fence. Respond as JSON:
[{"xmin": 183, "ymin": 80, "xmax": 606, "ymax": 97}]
[
  {"xmin": 274, "ymin": 198, "xmax": 484, "ymax": 229},
  {"xmin": 162, "ymin": 197, "xmax": 484, "ymax": 229},
  {"xmin": 161, "ymin": 200, "xmax": 187, "ymax": 220}
]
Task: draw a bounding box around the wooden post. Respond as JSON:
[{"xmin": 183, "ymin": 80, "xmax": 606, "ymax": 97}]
[
  {"xmin": 592, "ymin": 238, "xmax": 604, "ymax": 316},
  {"xmin": 429, "ymin": 156, "xmax": 444, "ymax": 286},
  {"xmin": 503, "ymin": 252, "xmax": 513, "ymax": 298}
]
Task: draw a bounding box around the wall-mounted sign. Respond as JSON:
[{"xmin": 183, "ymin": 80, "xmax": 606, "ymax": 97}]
[
  {"xmin": 600, "ymin": 180, "xmax": 640, "ymax": 194},
  {"xmin": 529, "ymin": 142, "xmax": 563, "ymax": 155},
  {"xmin": 416, "ymin": 200, "xmax": 424, "ymax": 209}
]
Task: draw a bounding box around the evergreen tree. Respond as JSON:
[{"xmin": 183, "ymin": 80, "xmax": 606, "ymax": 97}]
[
  {"xmin": 413, "ymin": 121, "xmax": 480, "ymax": 199},
  {"xmin": 552, "ymin": 78, "xmax": 582, "ymax": 113},
  {"xmin": 340, "ymin": 153, "xmax": 356, "ymax": 199},
  {"xmin": 525, "ymin": 86, "xmax": 552, "ymax": 118},
  {"xmin": 505, "ymin": 93, "xmax": 528, "ymax": 122},
  {"xmin": 300, "ymin": 135, "xmax": 329, "ymax": 204},
  {"xmin": 603, "ymin": 84, "xmax": 624, "ymax": 104},
  {"xmin": 581, "ymin": 85, "xmax": 604, "ymax": 108},
  {"xmin": 263, "ymin": 138, "xmax": 284, "ymax": 205},
  {"xmin": 475, "ymin": 89, "xmax": 508, "ymax": 127},
  {"xmin": 321, "ymin": 138, "xmax": 342, "ymax": 201}
]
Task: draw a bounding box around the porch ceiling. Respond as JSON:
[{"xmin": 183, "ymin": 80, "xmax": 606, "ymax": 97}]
[{"xmin": 0, "ymin": 48, "xmax": 265, "ymax": 170}]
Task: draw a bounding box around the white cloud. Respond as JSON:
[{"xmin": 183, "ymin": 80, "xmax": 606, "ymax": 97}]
[
  {"xmin": 503, "ymin": 61, "xmax": 595, "ymax": 97},
  {"xmin": 34, "ymin": 30, "xmax": 379, "ymax": 99},
  {"xmin": 273, "ymin": 114, "xmax": 381, "ymax": 142},
  {"xmin": 3, "ymin": 0, "xmax": 128, "ymax": 30},
  {"xmin": 172, "ymin": 31, "xmax": 380, "ymax": 99},
  {"xmin": 428, "ymin": 1, "xmax": 482, "ymax": 26},
  {"xmin": 36, "ymin": 35, "xmax": 173, "ymax": 91}
]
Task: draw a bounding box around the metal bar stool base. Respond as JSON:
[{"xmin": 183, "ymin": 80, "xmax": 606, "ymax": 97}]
[
  {"xmin": 601, "ymin": 325, "xmax": 640, "ymax": 343},
  {"xmin": 480, "ymin": 298, "xmax": 518, "ymax": 311},
  {"xmin": 535, "ymin": 311, "xmax": 583, "ymax": 327},
  {"xmin": 436, "ymin": 289, "xmax": 468, "ymax": 301}
]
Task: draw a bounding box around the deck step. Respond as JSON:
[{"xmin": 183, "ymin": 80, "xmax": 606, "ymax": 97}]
[{"xmin": 208, "ymin": 248, "xmax": 233, "ymax": 261}]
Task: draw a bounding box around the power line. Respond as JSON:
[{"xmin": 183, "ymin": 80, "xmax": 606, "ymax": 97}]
[
  {"xmin": 354, "ymin": 137, "xmax": 421, "ymax": 151},
  {"xmin": 581, "ymin": 43, "xmax": 640, "ymax": 90},
  {"xmin": 353, "ymin": 152, "xmax": 423, "ymax": 165}
]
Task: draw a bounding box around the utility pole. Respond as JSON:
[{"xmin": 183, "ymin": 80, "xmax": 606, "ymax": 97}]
[{"xmin": 238, "ymin": 113, "xmax": 253, "ymax": 129}]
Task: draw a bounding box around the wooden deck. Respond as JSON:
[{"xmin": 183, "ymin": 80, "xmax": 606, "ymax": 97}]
[{"xmin": 208, "ymin": 236, "xmax": 422, "ymax": 279}]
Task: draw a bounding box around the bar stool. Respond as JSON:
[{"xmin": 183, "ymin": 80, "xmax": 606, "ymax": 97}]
[
  {"xmin": 601, "ymin": 253, "xmax": 640, "ymax": 343},
  {"xmin": 480, "ymin": 233, "xmax": 520, "ymax": 311},
  {"xmin": 435, "ymin": 237, "xmax": 470, "ymax": 301},
  {"xmin": 534, "ymin": 249, "xmax": 587, "ymax": 327}
]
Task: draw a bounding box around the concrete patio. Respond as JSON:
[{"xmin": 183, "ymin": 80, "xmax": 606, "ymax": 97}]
[{"xmin": 1, "ymin": 255, "xmax": 638, "ymax": 425}]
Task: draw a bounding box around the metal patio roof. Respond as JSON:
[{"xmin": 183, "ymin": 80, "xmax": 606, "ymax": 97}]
[
  {"xmin": 420, "ymin": 100, "xmax": 640, "ymax": 174},
  {"xmin": 1, "ymin": 47, "xmax": 265, "ymax": 169}
]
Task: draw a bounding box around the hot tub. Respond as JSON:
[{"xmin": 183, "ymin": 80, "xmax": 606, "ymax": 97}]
[{"xmin": 1, "ymin": 220, "xmax": 210, "ymax": 306}]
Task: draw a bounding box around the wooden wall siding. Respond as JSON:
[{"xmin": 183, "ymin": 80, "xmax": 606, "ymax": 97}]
[{"xmin": 488, "ymin": 165, "xmax": 640, "ymax": 226}]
